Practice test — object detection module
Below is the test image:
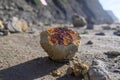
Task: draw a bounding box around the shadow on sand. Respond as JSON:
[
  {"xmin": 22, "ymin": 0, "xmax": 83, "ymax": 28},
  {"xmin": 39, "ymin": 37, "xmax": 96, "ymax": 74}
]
[
  {"xmin": 0, "ymin": 57, "xmax": 64, "ymax": 80},
  {"xmin": 56, "ymin": 75, "xmax": 83, "ymax": 80}
]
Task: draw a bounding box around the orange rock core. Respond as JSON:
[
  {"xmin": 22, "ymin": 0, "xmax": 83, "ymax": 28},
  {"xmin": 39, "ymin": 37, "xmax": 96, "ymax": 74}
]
[{"xmin": 47, "ymin": 27, "xmax": 80, "ymax": 46}]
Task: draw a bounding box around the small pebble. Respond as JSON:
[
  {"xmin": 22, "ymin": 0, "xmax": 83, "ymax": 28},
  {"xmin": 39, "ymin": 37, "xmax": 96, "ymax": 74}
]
[
  {"xmin": 52, "ymin": 70, "xmax": 61, "ymax": 76},
  {"xmin": 95, "ymin": 32, "xmax": 105, "ymax": 36},
  {"xmin": 86, "ymin": 40, "xmax": 93, "ymax": 45},
  {"xmin": 113, "ymin": 69, "xmax": 120, "ymax": 73},
  {"xmin": 66, "ymin": 67, "xmax": 73, "ymax": 75},
  {"xmin": 104, "ymin": 51, "xmax": 120, "ymax": 57}
]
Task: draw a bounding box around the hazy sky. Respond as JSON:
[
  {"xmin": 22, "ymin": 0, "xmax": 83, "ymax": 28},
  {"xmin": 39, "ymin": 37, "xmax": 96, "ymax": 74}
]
[{"xmin": 99, "ymin": 0, "xmax": 120, "ymax": 20}]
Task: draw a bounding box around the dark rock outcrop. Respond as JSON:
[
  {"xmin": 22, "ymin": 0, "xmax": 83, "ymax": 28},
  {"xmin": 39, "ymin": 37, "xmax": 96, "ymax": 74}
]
[{"xmin": 0, "ymin": 0, "xmax": 116, "ymax": 24}]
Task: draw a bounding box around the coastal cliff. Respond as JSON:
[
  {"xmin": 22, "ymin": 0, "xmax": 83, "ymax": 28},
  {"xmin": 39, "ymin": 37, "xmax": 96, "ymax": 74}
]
[{"xmin": 0, "ymin": 0, "xmax": 116, "ymax": 24}]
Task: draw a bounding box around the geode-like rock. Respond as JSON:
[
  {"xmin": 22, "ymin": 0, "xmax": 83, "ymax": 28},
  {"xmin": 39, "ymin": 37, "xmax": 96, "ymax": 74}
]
[{"xmin": 40, "ymin": 27, "xmax": 80, "ymax": 61}]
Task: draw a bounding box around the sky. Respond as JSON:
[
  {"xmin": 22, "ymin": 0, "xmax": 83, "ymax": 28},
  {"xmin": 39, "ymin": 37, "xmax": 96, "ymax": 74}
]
[{"xmin": 99, "ymin": 0, "xmax": 120, "ymax": 21}]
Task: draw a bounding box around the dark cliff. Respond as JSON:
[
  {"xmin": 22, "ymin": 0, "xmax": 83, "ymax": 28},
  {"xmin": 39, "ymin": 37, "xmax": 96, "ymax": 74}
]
[
  {"xmin": 107, "ymin": 10, "xmax": 119, "ymax": 23},
  {"xmin": 0, "ymin": 0, "xmax": 115, "ymax": 24}
]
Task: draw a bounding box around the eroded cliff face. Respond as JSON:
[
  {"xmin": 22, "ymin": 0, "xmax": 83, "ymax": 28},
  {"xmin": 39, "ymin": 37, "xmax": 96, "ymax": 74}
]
[
  {"xmin": 48, "ymin": 0, "xmax": 115, "ymax": 24},
  {"xmin": 0, "ymin": 0, "xmax": 115, "ymax": 24},
  {"xmin": 107, "ymin": 10, "xmax": 119, "ymax": 23}
]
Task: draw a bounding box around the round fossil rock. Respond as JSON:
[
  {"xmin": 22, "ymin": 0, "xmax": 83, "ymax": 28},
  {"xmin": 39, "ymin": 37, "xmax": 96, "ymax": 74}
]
[{"xmin": 40, "ymin": 27, "xmax": 80, "ymax": 62}]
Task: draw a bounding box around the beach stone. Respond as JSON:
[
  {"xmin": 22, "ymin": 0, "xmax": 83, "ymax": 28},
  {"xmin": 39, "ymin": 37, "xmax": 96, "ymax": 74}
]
[
  {"xmin": 52, "ymin": 70, "xmax": 61, "ymax": 76},
  {"xmin": 104, "ymin": 51, "xmax": 120, "ymax": 58},
  {"xmin": 73, "ymin": 62, "xmax": 89, "ymax": 77},
  {"xmin": 95, "ymin": 32, "xmax": 105, "ymax": 36},
  {"xmin": 86, "ymin": 40, "xmax": 93, "ymax": 45},
  {"xmin": 7, "ymin": 17, "xmax": 28, "ymax": 32},
  {"xmin": 84, "ymin": 59, "xmax": 111, "ymax": 80},
  {"xmin": 72, "ymin": 14, "xmax": 87, "ymax": 27},
  {"xmin": 113, "ymin": 69, "xmax": 120, "ymax": 73},
  {"xmin": 66, "ymin": 67, "xmax": 73, "ymax": 75},
  {"xmin": 86, "ymin": 67, "xmax": 110, "ymax": 80},
  {"xmin": 40, "ymin": 27, "xmax": 80, "ymax": 62},
  {"xmin": 114, "ymin": 29, "xmax": 120, "ymax": 36}
]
